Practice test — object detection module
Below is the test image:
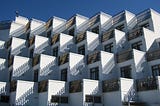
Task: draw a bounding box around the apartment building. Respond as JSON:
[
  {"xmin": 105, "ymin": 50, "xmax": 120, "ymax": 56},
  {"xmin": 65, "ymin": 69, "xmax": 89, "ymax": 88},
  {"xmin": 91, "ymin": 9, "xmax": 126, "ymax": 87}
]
[{"xmin": 0, "ymin": 8, "xmax": 160, "ymax": 106}]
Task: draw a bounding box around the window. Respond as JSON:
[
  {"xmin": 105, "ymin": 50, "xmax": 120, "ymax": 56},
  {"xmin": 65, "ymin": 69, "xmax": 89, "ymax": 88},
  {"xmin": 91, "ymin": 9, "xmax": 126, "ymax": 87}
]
[
  {"xmin": 69, "ymin": 80, "xmax": 82, "ymax": 93},
  {"xmin": 53, "ymin": 47, "xmax": 58, "ymax": 57},
  {"xmin": 152, "ymin": 64, "xmax": 160, "ymax": 77},
  {"xmin": 140, "ymin": 23, "xmax": 150, "ymax": 29},
  {"xmin": 91, "ymin": 26, "xmax": 99, "ymax": 34},
  {"xmin": 34, "ymin": 69, "xmax": 39, "ymax": 82},
  {"xmin": 78, "ymin": 45, "xmax": 85, "ymax": 55},
  {"xmin": 90, "ymin": 67, "xmax": 99, "ymax": 80},
  {"xmin": 68, "ymin": 28, "xmax": 75, "ymax": 36},
  {"xmin": 120, "ymin": 65, "xmax": 132, "ymax": 79},
  {"xmin": 32, "ymin": 55, "xmax": 40, "ymax": 67},
  {"xmin": 29, "ymin": 48, "xmax": 34, "ymax": 58},
  {"xmin": 38, "ymin": 80, "xmax": 48, "ymax": 93},
  {"xmin": 58, "ymin": 53, "xmax": 69, "ymax": 65},
  {"xmin": 102, "ymin": 79, "xmax": 119, "ymax": 92},
  {"xmin": 51, "ymin": 96, "xmax": 68, "ymax": 103},
  {"xmin": 61, "ymin": 69, "xmax": 67, "ymax": 82},
  {"xmin": 47, "ymin": 30, "xmax": 52, "ymax": 38},
  {"xmin": 85, "ymin": 95, "xmax": 101, "ymax": 103},
  {"xmin": 0, "ymin": 95, "xmax": 10, "ymax": 103},
  {"xmin": 132, "ymin": 41, "xmax": 143, "ymax": 51},
  {"xmin": 104, "ymin": 43, "xmax": 114, "ymax": 53},
  {"xmin": 87, "ymin": 51, "xmax": 100, "ymax": 64},
  {"xmin": 115, "ymin": 24, "xmax": 125, "ymax": 31},
  {"xmin": 10, "ymin": 80, "xmax": 17, "ymax": 92}
]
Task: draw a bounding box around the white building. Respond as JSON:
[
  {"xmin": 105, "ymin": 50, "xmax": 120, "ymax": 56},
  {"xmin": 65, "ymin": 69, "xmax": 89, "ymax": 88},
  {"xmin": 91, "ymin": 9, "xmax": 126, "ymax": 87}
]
[{"xmin": 0, "ymin": 8, "xmax": 160, "ymax": 106}]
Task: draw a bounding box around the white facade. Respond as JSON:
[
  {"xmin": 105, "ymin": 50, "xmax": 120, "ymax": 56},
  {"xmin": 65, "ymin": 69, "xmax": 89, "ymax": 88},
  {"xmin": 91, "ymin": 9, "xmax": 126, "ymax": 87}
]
[{"xmin": 0, "ymin": 8, "xmax": 160, "ymax": 106}]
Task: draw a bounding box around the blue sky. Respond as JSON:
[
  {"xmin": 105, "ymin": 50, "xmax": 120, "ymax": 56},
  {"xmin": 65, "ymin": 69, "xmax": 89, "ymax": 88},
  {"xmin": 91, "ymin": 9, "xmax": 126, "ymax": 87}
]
[{"xmin": 0, "ymin": 0, "xmax": 160, "ymax": 21}]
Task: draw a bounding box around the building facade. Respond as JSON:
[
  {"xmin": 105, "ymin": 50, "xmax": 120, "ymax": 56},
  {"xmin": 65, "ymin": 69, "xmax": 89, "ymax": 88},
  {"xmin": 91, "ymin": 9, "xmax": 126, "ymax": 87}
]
[{"xmin": 0, "ymin": 9, "xmax": 160, "ymax": 106}]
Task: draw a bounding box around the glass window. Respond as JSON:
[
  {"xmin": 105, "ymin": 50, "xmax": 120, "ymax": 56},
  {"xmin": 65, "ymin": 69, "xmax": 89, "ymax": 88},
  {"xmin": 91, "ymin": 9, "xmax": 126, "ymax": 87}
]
[
  {"xmin": 91, "ymin": 26, "xmax": 99, "ymax": 34},
  {"xmin": 61, "ymin": 69, "xmax": 67, "ymax": 82},
  {"xmin": 38, "ymin": 80, "xmax": 48, "ymax": 93},
  {"xmin": 68, "ymin": 28, "xmax": 75, "ymax": 36},
  {"xmin": 120, "ymin": 65, "xmax": 132, "ymax": 79},
  {"xmin": 47, "ymin": 30, "xmax": 52, "ymax": 38},
  {"xmin": 115, "ymin": 24, "xmax": 125, "ymax": 31},
  {"xmin": 132, "ymin": 41, "xmax": 143, "ymax": 51},
  {"xmin": 90, "ymin": 67, "xmax": 99, "ymax": 80},
  {"xmin": 53, "ymin": 46, "xmax": 58, "ymax": 57},
  {"xmin": 34, "ymin": 69, "xmax": 39, "ymax": 82},
  {"xmin": 104, "ymin": 43, "xmax": 114, "ymax": 53},
  {"xmin": 0, "ymin": 95, "xmax": 10, "ymax": 103},
  {"xmin": 78, "ymin": 45, "xmax": 85, "ymax": 55},
  {"xmin": 69, "ymin": 80, "xmax": 82, "ymax": 93},
  {"xmin": 152, "ymin": 64, "xmax": 160, "ymax": 77}
]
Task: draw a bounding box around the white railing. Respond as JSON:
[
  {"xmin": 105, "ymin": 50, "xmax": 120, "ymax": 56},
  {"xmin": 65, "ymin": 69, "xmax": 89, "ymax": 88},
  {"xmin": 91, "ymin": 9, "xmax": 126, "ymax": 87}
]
[
  {"xmin": 77, "ymin": 20, "xmax": 89, "ymax": 33},
  {"xmin": 15, "ymin": 87, "xmax": 33, "ymax": 105},
  {"xmin": 70, "ymin": 59, "xmax": 84, "ymax": 76},
  {"xmin": 31, "ymin": 24, "xmax": 46, "ymax": 36},
  {"xmin": 123, "ymin": 84, "xmax": 137, "ymax": 102},
  {"xmin": 116, "ymin": 35, "xmax": 126, "ymax": 49},
  {"xmin": 127, "ymin": 17, "xmax": 137, "ymax": 30},
  {"xmin": 11, "ymin": 42, "xmax": 26, "ymax": 55},
  {"xmin": 0, "ymin": 41, "xmax": 5, "ymax": 49},
  {"xmin": 0, "ymin": 61, "xmax": 5, "ymax": 70},
  {"xmin": 53, "ymin": 24, "xmax": 66, "ymax": 34},
  {"xmin": 13, "ymin": 62, "xmax": 30, "ymax": 77},
  {"xmin": 88, "ymin": 38, "xmax": 99, "ymax": 51},
  {"xmin": 101, "ymin": 18, "xmax": 113, "ymax": 31},
  {"xmin": 0, "ymin": 84, "xmax": 7, "ymax": 94},
  {"xmin": 40, "ymin": 60, "xmax": 55, "ymax": 76},
  {"xmin": 102, "ymin": 57, "xmax": 115, "ymax": 74},
  {"xmin": 34, "ymin": 41, "xmax": 48, "ymax": 54},
  {"xmin": 60, "ymin": 39, "xmax": 73, "ymax": 52},
  {"xmin": 10, "ymin": 26, "xmax": 26, "ymax": 37}
]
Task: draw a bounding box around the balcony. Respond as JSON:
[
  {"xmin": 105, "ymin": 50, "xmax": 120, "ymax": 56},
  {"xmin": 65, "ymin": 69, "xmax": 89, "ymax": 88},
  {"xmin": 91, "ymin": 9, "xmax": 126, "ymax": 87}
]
[
  {"xmin": 51, "ymin": 96, "xmax": 68, "ymax": 103},
  {"xmin": 46, "ymin": 18, "xmax": 53, "ymax": 30},
  {"xmin": 0, "ymin": 95, "xmax": 10, "ymax": 103},
  {"xmin": 32, "ymin": 54, "xmax": 40, "ymax": 67},
  {"xmin": 117, "ymin": 49, "xmax": 133, "ymax": 63},
  {"xmin": 5, "ymin": 38, "xmax": 12, "ymax": 49},
  {"xmin": 69, "ymin": 80, "xmax": 82, "ymax": 93},
  {"xmin": 136, "ymin": 77, "xmax": 158, "ymax": 91},
  {"xmin": 85, "ymin": 95, "xmax": 101, "ymax": 103},
  {"xmin": 147, "ymin": 49, "xmax": 160, "ymax": 61},
  {"xmin": 101, "ymin": 30, "xmax": 114, "ymax": 42},
  {"xmin": 66, "ymin": 17, "xmax": 75, "ymax": 29},
  {"xmin": 87, "ymin": 51, "xmax": 100, "ymax": 64},
  {"xmin": 102, "ymin": 79, "xmax": 120, "ymax": 92},
  {"xmin": 58, "ymin": 53, "xmax": 69, "ymax": 65},
  {"xmin": 113, "ymin": 12, "xmax": 125, "ymax": 25},
  {"xmin": 28, "ymin": 36, "xmax": 35, "ymax": 47},
  {"xmin": 89, "ymin": 15, "xmax": 100, "ymax": 27},
  {"xmin": 137, "ymin": 9, "xmax": 151, "ymax": 23},
  {"xmin": 10, "ymin": 80, "xmax": 17, "ymax": 92},
  {"xmin": 50, "ymin": 34, "xmax": 60, "ymax": 45},
  {"xmin": 38, "ymin": 80, "xmax": 48, "ymax": 93},
  {"xmin": 75, "ymin": 32, "xmax": 86, "ymax": 44},
  {"xmin": 128, "ymin": 27, "xmax": 143, "ymax": 41}
]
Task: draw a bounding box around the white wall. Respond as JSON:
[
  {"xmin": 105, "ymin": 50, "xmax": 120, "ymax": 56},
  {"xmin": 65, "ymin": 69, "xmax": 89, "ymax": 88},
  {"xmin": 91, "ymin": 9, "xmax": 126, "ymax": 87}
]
[
  {"xmin": 53, "ymin": 17, "xmax": 66, "ymax": 29},
  {"xmin": 76, "ymin": 14, "xmax": 88, "ymax": 27},
  {"xmin": 100, "ymin": 12, "xmax": 112, "ymax": 25},
  {"xmin": 15, "ymin": 16, "xmax": 29, "ymax": 25},
  {"xmin": 39, "ymin": 92, "xmax": 48, "ymax": 106},
  {"xmin": 34, "ymin": 35, "xmax": 48, "ymax": 49},
  {"xmin": 70, "ymin": 92, "xmax": 83, "ymax": 106},
  {"xmin": 11, "ymin": 37, "xmax": 26, "ymax": 52}
]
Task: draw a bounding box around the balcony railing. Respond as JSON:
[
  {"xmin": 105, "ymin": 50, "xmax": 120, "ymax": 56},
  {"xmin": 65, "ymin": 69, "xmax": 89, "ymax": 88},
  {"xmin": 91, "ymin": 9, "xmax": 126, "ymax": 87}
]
[
  {"xmin": 128, "ymin": 27, "xmax": 143, "ymax": 41},
  {"xmin": 113, "ymin": 12, "xmax": 125, "ymax": 25},
  {"xmin": 66, "ymin": 17, "xmax": 75, "ymax": 29},
  {"xmin": 147, "ymin": 49, "xmax": 160, "ymax": 61},
  {"xmin": 32, "ymin": 54, "xmax": 40, "ymax": 67},
  {"xmin": 75, "ymin": 32, "xmax": 86, "ymax": 44},
  {"xmin": 25, "ymin": 22, "xmax": 31, "ymax": 32},
  {"xmin": 117, "ymin": 49, "xmax": 133, "ymax": 63},
  {"xmin": 102, "ymin": 79, "xmax": 120, "ymax": 92},
  {"xmin": 87, "ymin": 51, "xmax": 100, "ymax": 64},
  {"xmin": 101, "ymin": 30, "xmax": 114, "ymax": 42},
  {"xmin": 10, "ymin": 80, "xmax": 17, "ymax": 92},
  {"xmin": 28, "ymin": 36, "xmax": 35, "ymax": 47},
  {"xmin": 0, "ymin": 95, "xmax": 10, "ymax": 103},
  {"xmin": 85, "ymin": 95, "xmax": 101, "ymax": 103},
  {"xmin": 51, "ymin": 33, "xmax": 60, "ymax": 45},
  {"xmin": 5, "ymin": 38, "xmax": 12, "ymax": 49},
  {"xmin": 136, "ymin": 77, "xmax": 158, "ymax": 91},
  {"xmin": 137, "ymin": 9, "xmax": 151, "ymax": 23},
  {"xmin": 69, "ymin": 80, "xmax": 82, "ymax": 93},
  {"xmin": 58, "ymin": 53, "xmax": 69, "ymax": 65},
  {"xmin": 38, "ymin": 80, "xmax": 48, "ymax": 93},
  {"xmin": 51, "ymin": 96, "xmax": 68, "ymax": 103},
  {"xmin": 89, "ymin": 15, "xmax": 100, "ymax": 27},
  {"xmin": 46, "ymin": 18, "xmax": 53, "ymax": 30}
]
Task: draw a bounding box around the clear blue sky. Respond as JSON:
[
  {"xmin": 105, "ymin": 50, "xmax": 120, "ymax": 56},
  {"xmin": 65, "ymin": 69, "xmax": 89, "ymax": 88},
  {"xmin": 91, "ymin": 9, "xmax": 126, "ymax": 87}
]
[{"xmin": 0, "ymin": 0, "xmax": 160, "ymax": 21}]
